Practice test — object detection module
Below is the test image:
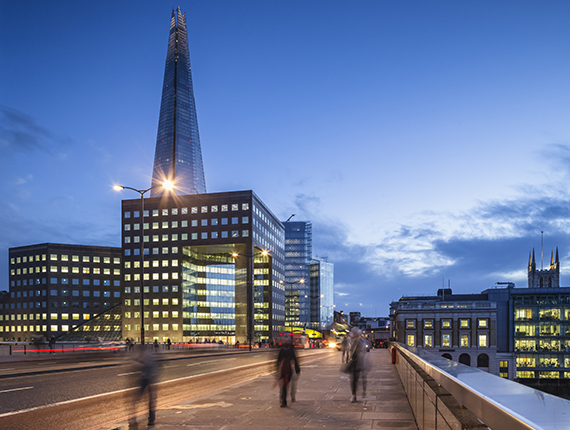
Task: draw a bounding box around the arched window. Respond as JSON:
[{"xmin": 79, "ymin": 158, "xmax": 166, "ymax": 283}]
[
  {"xmin": 477, "ymin": 353, "xmax": 489, "ymax": 367},
  {"xmin": 459, "ymin": 353, "xmax": 471, "ymax": 366},
  {"xmin": 442, "ymin": 353, "xmax": 452, "ymax": 360}
]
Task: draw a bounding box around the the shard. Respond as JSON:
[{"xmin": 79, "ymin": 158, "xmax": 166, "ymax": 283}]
[{"xmin": 151, "ymin": 7, "xmax": 206, "ymax": 197}]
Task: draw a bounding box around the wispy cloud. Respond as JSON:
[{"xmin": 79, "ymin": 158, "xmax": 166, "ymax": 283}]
[
  {"xmin": 295, "ymin": 144, "xmax": 570, "ymax": 314},
  {"xmin": 0, "ymin": 106, "xmax": 73, "ymax": 153}
]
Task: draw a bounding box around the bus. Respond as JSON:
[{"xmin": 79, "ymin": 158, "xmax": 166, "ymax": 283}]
[{"xmin": 275, "ymin": 331, "xmax": 309, "ymax": 348}]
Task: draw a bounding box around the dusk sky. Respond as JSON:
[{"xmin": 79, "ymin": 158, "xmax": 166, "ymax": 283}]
[{"xmin": 2, "ymin": 1, "xmax": 570, "ymax": 317}]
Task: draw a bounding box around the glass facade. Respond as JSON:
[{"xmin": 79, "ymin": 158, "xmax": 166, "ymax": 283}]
[
  {"xmin": 514, "ymin": 293, "xmax": 570, "ymax": 379},
  {"xmin": 151, "ymin": 7, "xmax": 206, "ymax": 197},
  {"xmin": 182, "ymin": 245, "xmax": 235, "ymax": 343},
  {"xmin": 283, "ymin": 221, "xmax": 312, "ymax": 327},
  {"xmin": 310, "ymin": 257, "xmax": 334, "ymax": 329}
]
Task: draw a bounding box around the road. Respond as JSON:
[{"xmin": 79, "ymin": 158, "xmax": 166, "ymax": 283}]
[{"xmin": 0, "ymin": 348, "xmax": 331, "ymax": 430}]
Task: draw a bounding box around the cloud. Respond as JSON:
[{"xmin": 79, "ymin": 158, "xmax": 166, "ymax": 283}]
[
  {"xmin": 13, "ymin": 174, "xmax": 33, "ymax": 185},
  {"xmin": 0, "ymin": 106, "xmax": 73, "ymax": 153},
  {"xmin": 302, "ymin": 144, "xmax": 570, "ymax": 315}
]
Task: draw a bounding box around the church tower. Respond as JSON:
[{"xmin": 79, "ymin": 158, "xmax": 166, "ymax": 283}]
[
  {"xmin": 528, "ymin": 246, "xmax": 560, "ymax": 288},
  {"xmin": 151, "ymin": 7, "xmax": 207, "ymax": 197}
]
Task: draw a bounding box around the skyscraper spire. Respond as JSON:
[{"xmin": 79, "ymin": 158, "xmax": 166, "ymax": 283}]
[{"xmin": 151, "ymin": 7, "xmax": 206, "ymax": 197}]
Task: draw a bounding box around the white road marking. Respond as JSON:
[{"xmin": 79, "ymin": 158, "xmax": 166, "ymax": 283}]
[
  {"xmin": 0, "ymin": 368, "xmax": 15, "ymax": 372},
  {"xmin": 0, "ymin": 386, "xmax": 33, "ymax": 394},
  {"xmin": 117, "ymin": 371, "xmax": 140, "ymax": 376},
  {"xmin": 187, "ymin": 358, "xmax": 236, "ymax": 367},
  {"xmin": 0, "ymin": 352, "xmax": 331, "ymax": 419}
]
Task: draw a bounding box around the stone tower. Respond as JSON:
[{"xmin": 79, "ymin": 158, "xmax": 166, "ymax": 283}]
[{"xmin": 528, "ymin": 247, "xmax": 560, "ymax": 288}]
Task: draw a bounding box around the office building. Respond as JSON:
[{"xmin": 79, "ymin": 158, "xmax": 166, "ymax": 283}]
[
  {"xmin": 391, "ymin": 245, "xmax": 570, "ymax": 395},
  {"xmin": 390, "ymin": 289, "xmax": 505, "ymax": 376},
  {"xmin": 283, "ymin": 221, "xmax": 311, "ymax": 327},
  {"xmin": 120, "ymin": 190, "xmax": 285, "ymax": 345},
  {"xmin": 310, "ymin": 257, "xmax": 334, "ymax": 329},
  {"xmin": 151, "ymin": 7, "xmax": 206, "ymax": 197},
  {"xmin": 1, "ymin": 243, "xmax": 122, "ymax": 341}
]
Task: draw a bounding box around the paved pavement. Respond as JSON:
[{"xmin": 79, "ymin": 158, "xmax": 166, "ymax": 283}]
[{"xmin": 100, "ymin": 348, "xmax": 418, "ymax": 430}]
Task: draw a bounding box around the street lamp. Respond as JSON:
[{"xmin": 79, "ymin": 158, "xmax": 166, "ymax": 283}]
[
  {"xmin": 279, "ymin": 279, "xmax": 305, "ymax": 327},
  {"xmin": 113, "ymin": 181, "xmax": 173, "ymax": 345}
]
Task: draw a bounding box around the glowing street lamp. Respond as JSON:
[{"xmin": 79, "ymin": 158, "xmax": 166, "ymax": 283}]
[{"xmin": 113, "ymin": 180, "xmax": 173, "ymax": 345}]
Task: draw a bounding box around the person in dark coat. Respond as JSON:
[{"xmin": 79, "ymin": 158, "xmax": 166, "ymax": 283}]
[
  {"xmin": 129, "ymin": 346, "xmax": 160, "ymax": 428},
  {"xmin": 276, "ymin": 337, "xmax": 300, "ymax": 407},
  {"xmin": 348, "ymin": 327, "xmax": 365, "ymax": 403}
]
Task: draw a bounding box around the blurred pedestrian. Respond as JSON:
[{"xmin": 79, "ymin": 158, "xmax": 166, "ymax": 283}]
[
  {"xmin": 341, "ymin": 335, "xmax": 349, "ymax": 363},
  {"xmin": 348, "ymin": 327, "xmax": 366, "ymax": 403},
  {"xmin": 153, "ymin": 339, "xmax": 159, "ymax": 353},
  {"xmin": 275, "ymin": 336, "xmax": 300, "ymax": 407},
  {"xmin": 166, "ymin": 338, "xmax": 171, "ymax": 350},
  {"xmin": 49, "ymin": 336, "xmax": 55, "ymax": 354},
  {"xmin": 129, "ymin": 345, "xmax": 159, "ymax": 428},
  {"xmin": 360, "ymin": 336, "xmax": 371, "ymax": 397}
]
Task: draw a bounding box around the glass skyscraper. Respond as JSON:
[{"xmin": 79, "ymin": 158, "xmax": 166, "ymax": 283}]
[
  {"xmin": 310, "ymin": 257, "xmax": 334, "ymax": 329},
  {"xmin": 283, "ymin": 221, "xmax": 312, "ymax": 327},
  {"xmin": 151, "ymin": 7, "xmax": 206, "ymax": 197}
]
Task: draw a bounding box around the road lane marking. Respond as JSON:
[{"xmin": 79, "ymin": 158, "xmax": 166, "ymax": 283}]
[
  {"xmin": 0, "ymin": 368, "xmax": 15, "ymax": 372},
  {"xmin": 0, "ymin": 352, "xmax": 331, "ymax": 418},
  {"xmin": 187, "ymin": 358, "xmax": 236, "ymax": 367},
  {"xmin": 117, "ymin": 371, "xmax": 140, "ymax": 376},
  {"xmin": 0, "ymin": 386, "xmax": 33, "ymax": 394}
]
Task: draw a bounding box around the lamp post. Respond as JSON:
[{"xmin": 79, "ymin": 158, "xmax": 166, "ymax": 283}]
[
  {"xmin": 113, "ymin": 181, "xmax": 173, "ymax": 345},
  {"xmin": 280, "ymin": 279, "xmax": 305, "ymax": 328}
]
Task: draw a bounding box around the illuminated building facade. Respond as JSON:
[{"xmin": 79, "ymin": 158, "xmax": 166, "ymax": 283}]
[
  {"xmin": 283, "ymin": 221, "xmax": 311, "ymax": 327},
  {"xmin": 1, "ymin": 243, "xmax": 122, "ymax": 341},
  {"xmin": 391, "ymin": 246, "xmax": 570, "ymax": 397},
  {"xmin": 120, "ymin": 190, "xmax": 285, "ymax": 345},
  {"xmin": 151, "ymin": 7, "xmax": 206, "ymax": 197},
  {"xmin": 310, "ymin": 257, "xmax": 334, "ymax": 329},
  {"xmin": 390, "ymin": 289, "xmax": 503, "ymax": 376}
]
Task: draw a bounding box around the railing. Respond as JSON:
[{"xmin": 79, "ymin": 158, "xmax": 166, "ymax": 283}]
[
  {"xmin": 0, "ymin": 342, "xmax": 126, "ymax": 355},
  {"xmin": 392, "ymin": 342, "xmax": 570, "ymax": 430}
]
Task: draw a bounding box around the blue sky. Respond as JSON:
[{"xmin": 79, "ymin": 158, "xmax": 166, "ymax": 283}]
[{"xmin": 2, "ymin": 1, "xmax": 570, "ymax": 317}]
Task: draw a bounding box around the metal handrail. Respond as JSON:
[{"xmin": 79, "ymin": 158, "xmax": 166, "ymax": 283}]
[{"xmin": 394, "ymin": 342, "xmax": 570, "ymax": 430}]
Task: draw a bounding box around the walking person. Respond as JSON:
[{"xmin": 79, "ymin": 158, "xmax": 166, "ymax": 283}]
[
  {"xmin": 341, "ymin": 335, "xmax": 350, "ymax": 363},
  {"xmin": 49, "ymin": 336, "xmax": 55, "ymax": 354},
  {"xmin": 360, "ymin": 337, "xmax": 371, "ymax": 397},
  {"xmin": 275, "ymin": 336, "xmax": 300, "ymax": 407},
  {"xmin": 348, "ymin": 327, "xmax": 365, "ymax": 403},
  {"xmin": 129, "ymin": 345, "xmax": 159, "ymax": 428}
]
